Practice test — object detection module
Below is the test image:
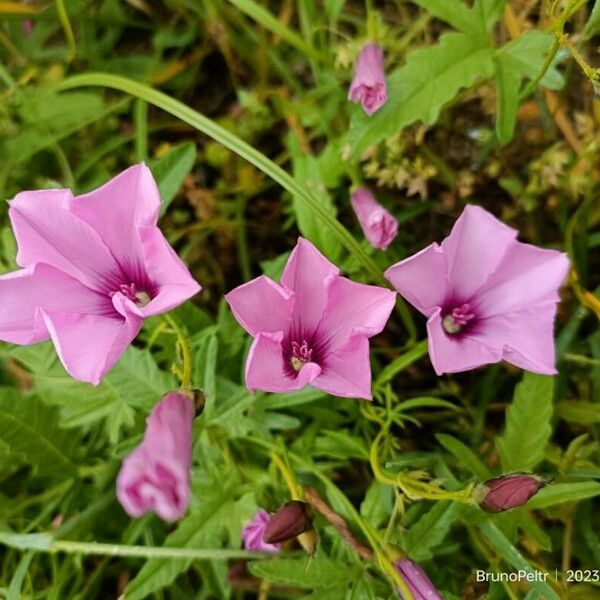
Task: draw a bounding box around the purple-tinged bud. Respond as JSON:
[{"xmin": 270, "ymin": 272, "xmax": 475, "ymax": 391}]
[
  {"xmin": 350, "ymin": 187, "xmax": 398, "ymax": 250},
  {"xmin": 263, "ymin": 500, "xmax": 312, "ymax": 544},
  {"xmin": 242, "ymin": 510, "xmax": 281, "ymax": 553},
  {"xmin": 474, "ymin": 473, "xmax": 550, "ymax": 513},
  {"xmin": 395, "ymin": 559, "xmax": 443, "ymax": 600},
  {"xmin": 348, "ymin": 43, "xmax": 388, "ymax": 116}
]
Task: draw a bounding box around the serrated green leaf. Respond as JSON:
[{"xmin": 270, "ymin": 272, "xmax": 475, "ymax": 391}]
[
  {"xmin": 249, "ymin": 558, "xmax": 358, "ymax": 588},
  {"xmin": 436, "ymin": 433, "xmax": 492, "ymax": 480},
  {"xmin": 314, "ymin": 430, "xmax": 369, "ymax": 460},
  {"xmin": 412, "ymin": 0, "xmax": 505, "ymax": 35},
  {"xmin": 555, "ymin": 401, "xmax": 600, "ymax": 424},
  {"xmin": 347, "ymin": 32, "xmax": 494, "ymax": 157},
  {"xmin": 0, "ymin": 388, "xmax": 77, "ymax": 477},
  {"xmin": 150, "ymin": 142, "xmax": 196, "ymax": 216},
  {"xmin": 496, "ymin": 373, "xmax": 554, "ymax": 472},
  {"xmin": 494, "ymin": 55, "xmax": 521, "ymax": 144}
]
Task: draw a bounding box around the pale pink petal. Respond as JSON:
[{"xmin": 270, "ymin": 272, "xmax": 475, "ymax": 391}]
[
  {"xmin": 280, "ymin": 238, "xmax": 339, "ymax": 333},
  {"xmin": 9, "ymin": 189, "xmax": 120, "ymax": 292},
  {"xmin": 350, "ymin": 188, "xmax": 398, "ymax": 250},
  {"xmin": 242, "ymin": 510, "xmax": 281, "ymax": 553},
  {"xmin": 473, "ymin": 242, "xmax": 569, "ymax": 317},
  {"xmin": 441, "ymin": 205, "xmax": 517, "ymax": 301},
  {"xmin": 0, "ymin": 264, "xmax": 109, "ymax": 344},
  {"xmin": 426, "ymin": 310, "xmax": 502, "ymax": 375},
  {"xmin": 40, "ymin": 306, "xmax": 143, "ymax": 385},
  {"xmin": 245, "ymin": 331, "xmax": 321, "ymax": 393},
  {"xmin": 317, "ymin": 276, "xmax": 395, "ymax": 351},
  {"xmin": 384, "ymin": 243, "xmax": 447, "ymax": 316},
  {"xmin": 117, "ymin": 392, "xmax": 193, "ymax": 521},
  {"xmin": 468, "ymin": 305, "xmax": 559, "ymax": 374},
  {"xmin": 71, "ymin": 164, "xmax": 161, "ymax": 268},
  {"xmin": 225, "ymin": 275, "xmax": 294, "ymax": 336},
  {"xmin": 313, "ymin": 335, "xmax": 372, "ymax": 399},
  {"xmin": 137, "ymin": 227, "xmax": 201, "ymax": 316},
  {"xmin": 348, "ymin": 43, "xmax": 388, "ymax": 116}
]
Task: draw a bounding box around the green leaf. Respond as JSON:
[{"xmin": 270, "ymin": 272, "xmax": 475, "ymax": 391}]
[
  {"xmin": 584, "ymin": 0, "xmax": 600, "ymax": 39},
  {"xmin": 525, "ymin": 482, "xmax": 600, "ymax": 509},
  {"xmin": 496, "ymin": 373, "xmax": 554, "ymax": 472},
  {"xmin": 0, "ymin": 389, "xmax": 77, "ymax": 477},
  {"xmin": 150, "ymin": 142, "xmax": 196, "ymax": 216},
  {"xmin": 249, "ymin": 558, "xmax": 358, "ymax": 588},
  {"xmin": 314, "ymin": 430, "xmax": 369, "ymax": 460},
  {"xmin": 288, "ymin": 134, "xmax": 343, "ymax": 262},
  {"xmin": 555, "ymin": 401, "xmax": 600, "ymax": 425},
  {"xmin": 401, "ymin": 502, "xmax": 461, "ymax": 560},
  {"xmin": 347, "ymin": 32, "xmax": 495, "ymax": 157},
  {"xmin": 494, "ymin": 55, "xmax": 521, "ymax": 144},
  {"xmin": 436, "ymin": 433, "xmax": 492, "ymax": 480}
]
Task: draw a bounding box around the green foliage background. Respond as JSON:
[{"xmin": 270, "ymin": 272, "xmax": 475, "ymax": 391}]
[{"xmin": 0, "ymin": 0, "xmax": 599, "ymax": 598}]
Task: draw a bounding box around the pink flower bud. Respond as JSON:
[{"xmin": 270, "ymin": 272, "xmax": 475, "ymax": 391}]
[
  {"xmin": 350, "ymin": 187, "xmax": 398, "ymax": 250},
  {"xmin": 116, "ymin": 392, "xmax": 194, "ymax": 522},
  {"xmin": 242, "ymin": 510, "xmax": 281, "ymax": 553},
  {"xmin": 263, "ymin": 500, "xmax": 312, "ymax": 544},
  {"xmin": 348, "ymin": 43, "xmax": 388, "ymax": 115},
  {"xmin": 475, "ymin": 473, "xmax": 549, "ymax": 513},
  {"xmin": 395, "ymin": 559, "xmax": 443, "ymax": 600}
]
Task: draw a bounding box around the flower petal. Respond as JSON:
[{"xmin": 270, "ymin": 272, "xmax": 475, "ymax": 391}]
[
  {"xmin": 225, "ymin": 275, "xmax": 294, "ymax": 336},
  {"xmin": 280, "ymin": 238, "xmax": 339, "ymax": 333},
  {"xmin": 317, "ymin": 276, "xmax": 396, "ymax": 351},
  {"xmin": 384, "ymin": 243, "xmax": 447, "ymax": 316},
  {"xmin": 313, "ymin": 335, "xmax": 372, "ymax": 399},
  {"xmin": 9, "ymin": 189, "xmax": 120, "ymax": 292},
  {"xmin": 441, "ymin": 205, "xmax": 517, "ymax": 301},
  {"xmin": 71, "ymin": 164, "xmax": 161, "ymax": 269},
  {"xmin": 40, "ymin": 303, "xmax": 143, "ymax": 384},
  {"xmin": 469, "ymin": 305, "xmax": 560, "ymax": 374},
  {"xmin": 137, "ymin": 227, "xmax": 201, "ymax": 316},
  {"xmin": 426, "ymin": 309, "xmax": 502, "ymax": 375},
  {"xmin": 473, "ymin": 242, "xmax": 569, "ymax": 316},
  {"xmin": 245, "ymin": 331, "xmax": 321, "ymax": 393},
  {"xmin": 0, "ymin": 264, "xmax": 111, "ymax": 344}
]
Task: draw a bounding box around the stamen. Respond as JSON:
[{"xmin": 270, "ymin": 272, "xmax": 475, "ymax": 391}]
[
  {"xmin": 110, "ymin": 283, "xmax": 151, "ymax": 307},
  {"xmin": 291, "ymin": 340, "xmax": 313, "ymax": 372},
  {"xmin": 442, "ymin": 303, "xmax": 475, "ymax": 334}
]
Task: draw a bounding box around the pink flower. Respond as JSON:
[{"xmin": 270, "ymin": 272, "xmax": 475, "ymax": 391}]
[
  {"xmin": 116, "ymin": 392, "xmax": 194, "ymax": 522},
  {"xmin": 350, "ymin": 188, "xmax": 398, "ymax": 250},
  {"xmin": 348, "ymin": 43, "xmax": 388, "ymax": 116},
  {"xmin": 225, "ymin": 237, "xmax": 395, "ymax": 399},
  {"xmin": 385, "ymin": 205, "xmax": 569, "ymax": 375},
  {"xmin": 395, "ymin": 559, "xmax": 442, "ymax": 600},
  {"xmin": 0, "ymin": 164, "xmax": 200, "ymax": 384},
  {"xmin": 242, "ymin": 510, "xmax": 281, "ymax": 553}
]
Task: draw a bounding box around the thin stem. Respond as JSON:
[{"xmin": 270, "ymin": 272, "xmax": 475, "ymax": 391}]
[
  {"xmin": 270, "ymin": 451, "xmax": 302, "ymax": 500},
  {"xmin": 54, "ymin": 0, "xmax": 76, "ymax": 62},
  {"xmin": 54, "ymin": 73, "xmax": 416, "ymax": 342},
  {"xmin": 163, "ymin": 313, "xmax": 193, "ymax": 389},
  {"xmin": 374, "ymin": 339, "xmax": 428, "ymax": 387},
  {"xmin": 134, "ymin": 98, "xmax": 149, "ymax": 162}
]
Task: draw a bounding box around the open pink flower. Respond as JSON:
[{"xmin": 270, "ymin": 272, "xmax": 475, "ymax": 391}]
[
  {"xmin": 385, "ymin": 205, "xmax": 569, "ymax": 375},
  {"xmin": 225, "ymin": 237, "xmax": 395, "ymax": 399},
  {"xmin": 351, "ymin": 187, "xmax": 398, "ymax": 250},
  {"xmin": 242, "ymin": 510, "xmax": 281, "ymax": 553},
  {"xmin": 348, "ymin": 43, "xmax": 388, "ymax": 115},
  {"xmin": 0, "ymin": 164, "xmax": 200, "ymax": 384},
  {"xmin": 395, "ymin": 559, "xmax": 442, "ymax": 600},
  {"xmin": 117, "ymin": 392, "xmax": 194, "ymax": 522}
]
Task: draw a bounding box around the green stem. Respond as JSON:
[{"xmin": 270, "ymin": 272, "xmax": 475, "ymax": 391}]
[
  {"xmin": 163, "ymin": 313, "xmax": 193, "ymax": 389},
  {"xmin": 54, "ymin": 0, "xmax": 76, "ymax": 62},
  {"xmin": 54, "ymin": 72, "xmax": 416, "ymax": 342},
  {"xmin": 134, "ymin": 98, "xmax": 148, "ymax": 162}
]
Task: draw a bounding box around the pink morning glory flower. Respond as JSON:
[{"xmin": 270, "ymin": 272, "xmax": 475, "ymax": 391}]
[
  {"xmin": 117, "ymin": 392, "xmax": 194, "ymax": 522},
  {"xmin": 348, "ymin": 43, "xmax": 388, "ymax": 116},
  {"xmin": 242, "ymin": 510, "xmax": 281, "ymax": 553},
  {"xmin": 0, "ymin": 164, "xmax": 200, "ymax": 384},
  {"xmin": 385, "ymin": 205, "xmax": 569, "ymax": 375},
  {"xmin": 225, "ymin": 237, "xmax": 396, "ymax": 400},
  {"xmin": 395, "ymin": 559, "xmax": 442, "ymax": 600},
  {"xmin": 350, "ymin": 187, "xmax": 398, "ymax": 250}
]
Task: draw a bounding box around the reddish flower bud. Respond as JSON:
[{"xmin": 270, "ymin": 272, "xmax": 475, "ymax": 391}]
[
  {"xmin": 263, "ymin": 500, "xmax": 312, "ymax": 544},
  {"xmin": 395, "ymin": 559, "xmax": 443, "ymax": 600},
  {"xmin": 474, "ymin": 473, "xmax": 550, "ymax": 513}
]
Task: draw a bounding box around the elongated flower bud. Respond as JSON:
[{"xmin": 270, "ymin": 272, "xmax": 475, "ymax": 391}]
[
  {"xmin": 395, "ymin": 559, "xmax": 443, "ymax": 600},
  {"xmin": 348, "ymin": 43, "xmax": 388, "ymax": 115},
  {"xmin": 474, "ymin": 473, "xmax": 550, "ymax": 513},
  {"xmin": 350, "ymin": 187, "xmax": 398, "ymax": 250},
  {"xmin": 263, "ymin": 500, "xmax": 312, "ymax": 544}
]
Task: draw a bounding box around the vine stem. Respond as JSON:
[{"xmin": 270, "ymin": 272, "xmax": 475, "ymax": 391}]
[
  {"xmin": 163, "ymin": 313, "xmax": 193, "ymax": 389},
  {"xmin": 54, "ymin": 73, "xmax": 416, "ymax": 343}
]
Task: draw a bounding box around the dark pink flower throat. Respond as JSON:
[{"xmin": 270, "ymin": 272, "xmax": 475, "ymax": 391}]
[
  {"xmin": 110, "ymin": 282, "xmax": 151, "ymax": 307},
  {"xmin": 442, "ymin": 303, "xmax": 475, "ymax": 334},
  {"xmin": 291, "ymin": 340, "xmax": 313, "ymax": 372}
]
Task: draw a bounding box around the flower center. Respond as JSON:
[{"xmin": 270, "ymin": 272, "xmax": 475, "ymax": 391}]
[
  {"xmin": 290, "ymin": 340, "xmax": 313, "ymax": 372},
  {"xmin": 442, "ymin": 303, "xmax": 474, "ymax": 334},
  {"xmin": 111, "ymin": 283, "xmax": 151, "ymax": 307}
]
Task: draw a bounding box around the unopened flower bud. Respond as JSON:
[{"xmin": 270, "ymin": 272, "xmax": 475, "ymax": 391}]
[
  {"xmin": 395, "ymin": 559, "xmax": 443, "ymax": 600},
  {"xmin": 263, "ymin": 500, "xmax": 312, "ymax": 544},
  {"xmin": 474, "ymin": 473, "xmax": 550, "ymax": 513}
]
